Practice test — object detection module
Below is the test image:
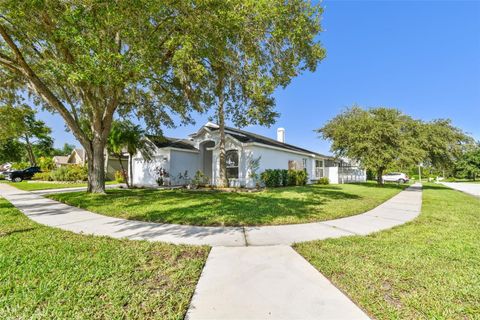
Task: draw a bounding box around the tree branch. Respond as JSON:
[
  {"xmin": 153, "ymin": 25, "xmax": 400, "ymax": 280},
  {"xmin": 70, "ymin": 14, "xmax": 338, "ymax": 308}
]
[
  {"xmin": 0, "ymin": 54, "xmax": 21, "ymax": 73},
  {"xmin": 0, "ymin": 23, "xmax": 90, "ymax": 148}
]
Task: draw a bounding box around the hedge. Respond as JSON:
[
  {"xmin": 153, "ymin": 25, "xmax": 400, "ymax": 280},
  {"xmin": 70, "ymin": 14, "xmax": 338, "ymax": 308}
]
[
  {"xmin": 316, "ymin": 177, "xmax": 329, "ymax": 185},
  {"xmin": 260, "ymin": 169, "xmax": 308, "ymax": 187},
  {"xmin": 33, "ymin": 165, "xmax": 88, "ymax": 182}
]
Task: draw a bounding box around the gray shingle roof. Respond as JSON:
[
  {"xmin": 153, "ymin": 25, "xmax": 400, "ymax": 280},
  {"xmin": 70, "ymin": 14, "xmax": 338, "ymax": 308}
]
[
  {"xmin": 209, "ymin": 126, "xmax": 331, "ymax": 158},
  {"xmin": 147, "ymin": 135, "xmax": 198, "ymax": 151}
]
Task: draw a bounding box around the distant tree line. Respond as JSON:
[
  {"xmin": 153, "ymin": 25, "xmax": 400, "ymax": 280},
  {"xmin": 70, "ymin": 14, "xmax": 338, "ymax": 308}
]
[
  {"xmin": 318, "ymin": 106, "xmax": 476, "ymax": 184},
  {"xmin": 0, "ymin": 104, "xmax": 75, "ymax": 165}
]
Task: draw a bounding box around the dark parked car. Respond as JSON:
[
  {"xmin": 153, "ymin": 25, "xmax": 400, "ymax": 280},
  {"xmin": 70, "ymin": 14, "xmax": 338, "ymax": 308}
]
[{"xmin": 4, "ymin": 166, "xmax": 42, "ymax": 182}]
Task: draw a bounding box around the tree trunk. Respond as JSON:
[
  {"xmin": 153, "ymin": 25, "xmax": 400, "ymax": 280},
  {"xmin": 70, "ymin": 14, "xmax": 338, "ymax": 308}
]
[
  {"xmin": 118, "ymin": 154, "xmax": 129, "ymax": 188},
  {"xmin": 24, "ymin": 134, "xmax": 36, "ymax": 166},
  {"xmin": 86, "ymin": 138, "xmax": 106, "ymax": 193},
  {"xmin": 376, "ymin": 168, "xmax": 384, "ymax": 185},
  {"xmin": 217, "ymin": 89, "xmax": 228, "ymax": 188},
  {"xmin": 129, "ymin": 153, "xmax": 134, "ymax": 187}
]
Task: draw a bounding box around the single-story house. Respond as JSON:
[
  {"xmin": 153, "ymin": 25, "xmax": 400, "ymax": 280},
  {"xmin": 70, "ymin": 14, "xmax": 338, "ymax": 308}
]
[
  {"xmin": 53, "ymin": 148, "xmax": 87, "ymax": 167},
  {"xmin": 131, "ymin": 122, "xmax": 366, "ymax": 187},
  {"xmin": 68, "ymin": 148, "xmax": 87, "ymax": 165},
  {"xmin": 52, "ymin": 155, "xmax": 69, "ymax": 167}
]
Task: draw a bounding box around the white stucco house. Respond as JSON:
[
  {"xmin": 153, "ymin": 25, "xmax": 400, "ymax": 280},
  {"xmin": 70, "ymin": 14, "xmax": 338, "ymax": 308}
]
[{"xmin": 131, "ymin": 122, "xmax": 366, "ymax": 187}]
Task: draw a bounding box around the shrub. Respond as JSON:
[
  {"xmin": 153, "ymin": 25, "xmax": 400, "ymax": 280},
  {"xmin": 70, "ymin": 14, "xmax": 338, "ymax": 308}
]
[
  {"xmin": 316, "ymin": 177, "xmax": 329, "ymax": 185},
  {"xmin": 287, "ymin": 170, "xmax": 297, "ymax": 186},
  {"xmin": 281, "ymin": 170, "xmax": 288, "ymax": 187},
  {"xmin": 38, "ymin": 157, "xmax": 55, "ymax": 171},
  {"xmin": 192, "ymin": 170, "xmax": 209, "ymax": 186},
  {"xmin": 32, "ymin": 172, "xmax": 53, "ymax": 181},
  {"xmin": 261, "ymin": 169, "xmax": 286, "ymax": 187},
  {"xmin": 50, "ymin": 165, "xmax": 88, "ymax": 182},
  {"xmin": 11, "ymin": 162, "xmax": 30, "ymax": 170},
  {"xmin": 0, "ymin": 174, "xmax": 4, "ymax": 180},
  {"xmin": 296, "ymin": 170, "xmax": 308, "ymax": 186},
  {"xmin": 272, "ymin": 170, "xmax": 282, "ymax": 187},
  {"xmin": 115, "ymin": 170, "xmax": 126, "ymax": 183},
  {"xmin": 261, "ymin": 169, "xmax": 307, "ymax": 187}
]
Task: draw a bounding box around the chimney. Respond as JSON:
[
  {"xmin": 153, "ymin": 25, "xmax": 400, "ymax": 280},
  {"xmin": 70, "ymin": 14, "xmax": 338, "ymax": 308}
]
[{"xmin": 277, "ymin": 128, "xmax": 285, "ymax": 143}]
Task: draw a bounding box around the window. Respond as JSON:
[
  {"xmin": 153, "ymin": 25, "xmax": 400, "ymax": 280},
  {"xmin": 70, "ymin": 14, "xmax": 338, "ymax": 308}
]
[
  {"xmin": 302, "ymin": 158, "xmax": 307, "ymax": 170},
  {"xmin": 226, "ymin": 150, "xmax": 239, "ymax": 179},
  {"xmin": 315, "ymin": 160, "xmax": 324, "ymax": 178}
]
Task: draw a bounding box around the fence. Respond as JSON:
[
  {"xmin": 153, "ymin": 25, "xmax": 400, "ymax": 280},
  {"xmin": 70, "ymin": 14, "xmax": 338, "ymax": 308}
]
[{"xmin": 338, "ymin": 166, "xmax": 366, "ymax": 183}]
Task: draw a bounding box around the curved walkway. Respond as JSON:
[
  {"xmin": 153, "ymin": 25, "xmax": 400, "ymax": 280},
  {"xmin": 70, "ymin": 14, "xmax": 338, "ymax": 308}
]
[
  {"xmin": 0, "ymin": 183, "xmax": 422, "ymax": 247},
  {"xmin": 0, "ymin": 183, "xmax": 422, "ymax": 320}
]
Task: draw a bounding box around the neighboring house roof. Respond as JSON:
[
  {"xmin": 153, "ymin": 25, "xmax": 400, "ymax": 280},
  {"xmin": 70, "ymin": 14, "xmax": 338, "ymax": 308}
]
[
  {"xmin": 147, "ymin": 135, "xmax": 198, "ymax": 151},
  {"xmin": 74, "ymin": 148, "xmax": 86, "ymax": 161},
  {"xmin": 66, "ymin": 148, "xmax": 87, "ymax": 164},
  {"xmin": 53, "ymin": 156, "xmax": 69, "ymax": 165},
  {"xmin": 0, "ymin": 162, "xmax": 12, "ymax": 171},
  {"xmin": 198, "ymin": 123, "xmax": 332, "ymax": 158}
]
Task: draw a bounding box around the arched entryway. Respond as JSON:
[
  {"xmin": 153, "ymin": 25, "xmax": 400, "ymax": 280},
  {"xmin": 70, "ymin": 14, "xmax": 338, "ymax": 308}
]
[{"xmin": 200, "ymin": 141, "xmax": 215, "ymax": 182}]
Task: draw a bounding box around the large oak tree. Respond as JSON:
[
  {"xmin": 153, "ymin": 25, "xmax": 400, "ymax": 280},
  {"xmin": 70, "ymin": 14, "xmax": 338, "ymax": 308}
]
[
  {"xmin": 318, "ymin": 106, "xmax": 472, "ymax": 184},
  {"xmin": 0, "ymin": 1, "xmax": 235, "ymax": 192},
  {"xmin": 202, "ymin": 0, "xmax": 325, "ymax": 186}
]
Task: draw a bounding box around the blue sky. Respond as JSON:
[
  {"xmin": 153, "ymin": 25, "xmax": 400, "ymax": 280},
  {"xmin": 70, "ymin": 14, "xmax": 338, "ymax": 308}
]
[{"xmin": 37, "ymin": 0, "xmax": 480, "ymax": 155}]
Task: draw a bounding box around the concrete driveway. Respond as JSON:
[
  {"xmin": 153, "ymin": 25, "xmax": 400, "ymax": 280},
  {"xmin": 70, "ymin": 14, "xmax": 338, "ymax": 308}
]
[{"xmin": 441, "ymin": 182, "xmax": 480, "ymax": 197}]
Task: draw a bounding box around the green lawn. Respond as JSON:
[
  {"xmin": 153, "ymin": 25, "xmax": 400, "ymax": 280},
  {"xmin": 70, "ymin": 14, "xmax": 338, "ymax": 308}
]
[
  {"xmin": 47, "ymin": 182, "xmax": 406, "ymax": 226},
  {"xmin": 0, "ymin": 180, "xmax": 118, "ymax": 191},
  {"xmin": 0, "ymin": 197, "xmax": 208, "ymax": 319},
  {"xmin": 295, "ymin": 184, "xmax": 480, "ymax": 319}
]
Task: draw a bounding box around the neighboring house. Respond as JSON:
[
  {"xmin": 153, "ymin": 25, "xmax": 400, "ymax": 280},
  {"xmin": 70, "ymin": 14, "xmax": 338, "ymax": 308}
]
[
  {"xmin": 0, "ymin": 162, "xmax": 12, "ymax": 173},
  {"xmin": 67, "ymin": 148, "xmax": 87, "ymax": 165},
  {"xmin": 54, "ymin": 148, "xmax": 128, "ymax": 180},
  {"xmin": 52, "ymin": 156, "xmax": 69, "ymax": 167},
  {"xmin": 131, "ymin": 122, "xmax": 366, "ymax": 187}
]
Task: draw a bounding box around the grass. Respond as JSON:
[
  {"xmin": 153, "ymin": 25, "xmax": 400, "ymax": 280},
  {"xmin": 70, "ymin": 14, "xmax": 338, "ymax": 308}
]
[
  {"xmin": 0, "ymin": 197, "xmax": 209, "ymax": 319},
  {"xmin": 0, "ymin": 180, "xmax": 118, "ymax": 191},
  {"xmin": 295, "ymin": 184, "xmax": 480, "ymax": 319},
  {"xmin": 47, "ymin": 182, "xmax": 406, "ymax": 226}
]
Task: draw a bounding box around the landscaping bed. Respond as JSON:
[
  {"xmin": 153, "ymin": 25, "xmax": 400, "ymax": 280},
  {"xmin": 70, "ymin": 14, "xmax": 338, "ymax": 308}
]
[
  {"xmin": 295, "ymin": 184, "xmax": 480, "ymax": 319},
  {"xmin": 0, "ymin": 197, "xmax": 209, "ymax": 319},
  {"xmin": 47, "ymin": 182, "xmax": 407, "ymax": 226}
]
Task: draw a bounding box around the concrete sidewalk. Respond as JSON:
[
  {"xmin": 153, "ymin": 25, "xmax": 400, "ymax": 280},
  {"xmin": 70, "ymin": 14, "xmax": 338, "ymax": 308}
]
[
  {"xmin": 0, "ymin": 183, "xmax": 422, "ymax": 246},
  {"xmin": 0, "ymin": 183, "xmax": 423, "ymax": 320},
  {"xmin": 442, "ymin": 182, "xmax": 480, "ymax": 197},
  {"xmin": 186, "ymin": 246, "xmax": 369, "ymax": 320}
]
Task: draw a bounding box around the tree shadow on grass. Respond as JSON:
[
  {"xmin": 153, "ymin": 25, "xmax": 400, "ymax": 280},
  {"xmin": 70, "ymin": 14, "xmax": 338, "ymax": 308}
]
[
  {"xmin": 422, "ymin": 184, "xmax": 449, "ymax": 191},
  {"xmin": 48, "ymin": 185, "xmax": 370, "ymax": 226},
  {"xmin": 0, "ymin": 227, "xmax": 37, "ymax": 237},
  {"xmin": 346, "ymin": 182, "xmax": 407, "ymax": 190},
  {"xmin": 110, "ymin": 187, "xmax": 362, "ymax": 226}
]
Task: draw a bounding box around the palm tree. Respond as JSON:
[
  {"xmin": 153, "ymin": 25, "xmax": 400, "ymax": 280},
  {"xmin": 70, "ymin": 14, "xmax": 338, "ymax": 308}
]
[{"xmin": 107, "ymin": 120, "xmax": 154, "ymax": 188}]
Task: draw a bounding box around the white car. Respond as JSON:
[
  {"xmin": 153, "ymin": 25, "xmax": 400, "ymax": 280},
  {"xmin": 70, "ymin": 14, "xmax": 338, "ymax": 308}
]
[{"xmin": 382, "ymin": 172, "xmax": 409, "ymax": 183}]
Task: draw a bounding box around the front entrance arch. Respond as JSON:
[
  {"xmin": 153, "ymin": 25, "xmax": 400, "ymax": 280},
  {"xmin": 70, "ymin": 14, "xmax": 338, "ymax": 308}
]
[{"xmin": 200, "ymin": 141, "xmax": 215, "ymax": 182}]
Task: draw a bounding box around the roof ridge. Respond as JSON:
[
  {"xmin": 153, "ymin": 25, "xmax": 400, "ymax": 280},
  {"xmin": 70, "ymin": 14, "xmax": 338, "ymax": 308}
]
[{"xmin": 223, "ymin": 126, "xmax": 329, "ymax": 158}]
